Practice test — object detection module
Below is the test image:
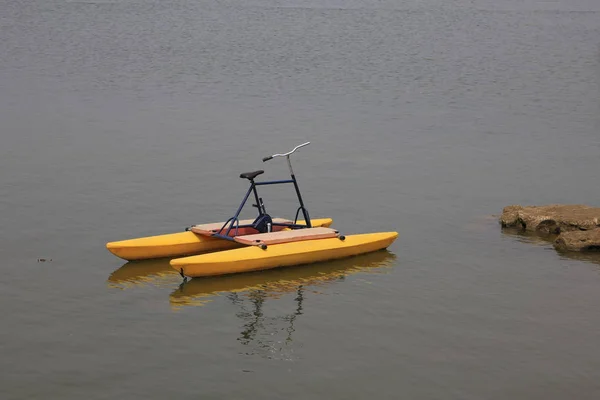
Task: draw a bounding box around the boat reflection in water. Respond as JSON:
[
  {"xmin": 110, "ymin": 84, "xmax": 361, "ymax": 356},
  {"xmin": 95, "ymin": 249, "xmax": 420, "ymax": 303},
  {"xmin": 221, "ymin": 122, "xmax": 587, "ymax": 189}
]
[
  {"xmin": 107, "ymin": 258, "xmax": 179, "ymax": 289},
  {"xmin": 170, "ymin": 249, "xmax": 397, "ymax": 307},
  {"xmin": 170, "ymin": 249, "xmax": 397, "ymax": 359}
]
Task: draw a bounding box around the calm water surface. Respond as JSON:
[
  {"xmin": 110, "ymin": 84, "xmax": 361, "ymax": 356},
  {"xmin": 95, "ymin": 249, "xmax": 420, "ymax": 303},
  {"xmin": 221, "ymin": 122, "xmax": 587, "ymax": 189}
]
[{"xmin": 2, "ymin": 0, "xmax": 600, "ymax": 398}]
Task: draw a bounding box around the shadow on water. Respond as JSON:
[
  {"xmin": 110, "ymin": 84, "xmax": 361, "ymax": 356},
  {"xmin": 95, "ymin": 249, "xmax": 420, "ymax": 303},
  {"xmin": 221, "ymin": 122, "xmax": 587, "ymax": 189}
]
[
  {"xmin": 108, "ymin": 249, "xmax": 398, "ymax": 295},
  {"xmin": 170, "ymin": 249, "xmax": 397, "ymax": 308},
  {"xmin": 501, "ymin": 227, "xmax": 600, "ymax": 268},
  {"xmin": 107, "ymin": 258, "xmax": 178, "ymax": 289},
  {"xmin": 555, "ymin": 250, "xmax": 600, "ymax": 269},
  {"xmin": 169, "ymin": 250, "xmax": 397, "ymax": 359},
  {"xmin": 500, "ymin": 227, "xmax": 559, "ymax": 247}
]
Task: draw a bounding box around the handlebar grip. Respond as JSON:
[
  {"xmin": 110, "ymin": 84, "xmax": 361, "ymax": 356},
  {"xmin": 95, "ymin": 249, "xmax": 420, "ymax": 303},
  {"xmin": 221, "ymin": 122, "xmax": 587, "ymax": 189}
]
[{"xmin": 262, "ymin": 156, "xmax": 273, "ymax": 162}]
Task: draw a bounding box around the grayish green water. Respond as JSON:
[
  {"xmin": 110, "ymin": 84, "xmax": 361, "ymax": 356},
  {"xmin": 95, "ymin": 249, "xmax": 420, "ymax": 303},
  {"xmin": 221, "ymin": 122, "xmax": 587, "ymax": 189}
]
[{"xmin": 2, "ymin": 0, "xmax": 600, "ymax": 398}]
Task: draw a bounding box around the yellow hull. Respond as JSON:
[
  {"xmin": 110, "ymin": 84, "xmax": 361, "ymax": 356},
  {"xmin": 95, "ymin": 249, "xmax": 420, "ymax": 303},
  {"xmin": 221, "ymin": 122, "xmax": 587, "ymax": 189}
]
[
  {"xmin": 106, "ymin": 218, "xmax": 333, "ymax": 261},
  {"xmin": 170, "ymin": 231, "xmax": 398, "ymax": 278}
]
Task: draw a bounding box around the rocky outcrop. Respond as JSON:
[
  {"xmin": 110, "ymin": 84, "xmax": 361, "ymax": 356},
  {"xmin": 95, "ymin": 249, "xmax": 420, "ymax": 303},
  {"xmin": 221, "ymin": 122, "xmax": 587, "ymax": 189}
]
[
  {"xmin": 500, "ymin": 204, "xmax": 600, "ymax": 234},
  {"xmin": 500, "ymin": 204, "xmax": 600, "ymax": 252},
  {"xmin": 553, "ymin": 229, "xmax": 600, "ymax": 252}
]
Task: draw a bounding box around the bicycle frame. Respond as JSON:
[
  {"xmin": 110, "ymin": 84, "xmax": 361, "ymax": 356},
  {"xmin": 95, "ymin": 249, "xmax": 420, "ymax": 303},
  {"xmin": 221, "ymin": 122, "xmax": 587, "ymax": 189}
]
[{"xmin": 211, "ymin": 143, "xmax": 312, "ymax": 241}]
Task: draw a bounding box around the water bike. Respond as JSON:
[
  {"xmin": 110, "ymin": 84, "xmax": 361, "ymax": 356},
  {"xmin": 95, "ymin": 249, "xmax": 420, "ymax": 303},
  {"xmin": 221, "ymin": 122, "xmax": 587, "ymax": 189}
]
[{"xmin": 107, "ymin": 142, "xmax": 397, "ymax": 277}]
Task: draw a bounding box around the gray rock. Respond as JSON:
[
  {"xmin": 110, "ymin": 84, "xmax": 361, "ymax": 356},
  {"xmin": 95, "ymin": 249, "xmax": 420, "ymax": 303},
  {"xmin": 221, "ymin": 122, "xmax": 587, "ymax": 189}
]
[
  {"xmin": 554, "ymin": 229, "xmax": 600, "ymax": 252},
  {"xmin": 500, "ymin": 204, "xmax": 600, "ymax": 234}
]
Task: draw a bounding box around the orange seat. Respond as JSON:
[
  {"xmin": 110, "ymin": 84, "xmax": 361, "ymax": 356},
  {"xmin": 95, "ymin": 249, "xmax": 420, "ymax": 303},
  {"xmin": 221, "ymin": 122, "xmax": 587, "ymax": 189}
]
[
  {"xmin": 233, "ymin": 227, "xmax": 339, "ymax": 246},
  {"xmin": 190, "ymin": 218, "xmax": 293, "ymax": 236}
]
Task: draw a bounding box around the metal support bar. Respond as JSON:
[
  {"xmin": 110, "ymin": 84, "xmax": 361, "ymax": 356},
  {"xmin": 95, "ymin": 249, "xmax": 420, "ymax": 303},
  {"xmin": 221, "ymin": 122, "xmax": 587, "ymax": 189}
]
[{"xmin": 255, "ymin": 180, "xmax": 295, "ymax": 186}]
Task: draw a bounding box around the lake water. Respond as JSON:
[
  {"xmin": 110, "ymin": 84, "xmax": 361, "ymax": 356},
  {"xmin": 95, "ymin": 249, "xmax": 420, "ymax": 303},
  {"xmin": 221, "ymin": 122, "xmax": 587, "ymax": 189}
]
[{"xmin": 2, "ymin": 0, "xmax": 600, "ymax": 398}]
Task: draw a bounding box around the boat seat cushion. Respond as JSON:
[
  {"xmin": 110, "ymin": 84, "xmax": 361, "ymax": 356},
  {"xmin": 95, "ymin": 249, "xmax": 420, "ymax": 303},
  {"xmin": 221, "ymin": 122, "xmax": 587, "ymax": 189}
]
[
  {"xmin": 234, "ymin": 227, "xmax": 339, "ymax": 246},
  {"xmin": 190, "ymin": 218, "xmax": 293, "ymax": 236},
  {"xmin": 239, "ymin": 170, "xmax": 264, "ymax": 180}
]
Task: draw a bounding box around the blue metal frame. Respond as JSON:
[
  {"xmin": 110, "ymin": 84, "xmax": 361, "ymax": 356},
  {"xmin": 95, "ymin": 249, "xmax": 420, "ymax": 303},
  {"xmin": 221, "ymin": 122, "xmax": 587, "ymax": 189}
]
[{"xmin": 211, "ymin": 173, "xmax": 312, "ymax": 242}]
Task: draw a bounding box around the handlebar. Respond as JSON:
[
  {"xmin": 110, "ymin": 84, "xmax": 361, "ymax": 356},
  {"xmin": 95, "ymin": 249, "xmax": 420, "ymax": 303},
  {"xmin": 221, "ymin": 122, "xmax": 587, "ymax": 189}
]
[{"xmin": 263, "ymin": 142, "xmax": 310, "ymax": 162}]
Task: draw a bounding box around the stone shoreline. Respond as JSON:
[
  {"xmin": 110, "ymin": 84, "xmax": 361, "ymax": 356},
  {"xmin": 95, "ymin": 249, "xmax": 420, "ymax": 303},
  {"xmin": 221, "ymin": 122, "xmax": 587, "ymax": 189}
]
[{"xmin": 500, "ymin": 204, "xmax": 600, "ymax": 252}]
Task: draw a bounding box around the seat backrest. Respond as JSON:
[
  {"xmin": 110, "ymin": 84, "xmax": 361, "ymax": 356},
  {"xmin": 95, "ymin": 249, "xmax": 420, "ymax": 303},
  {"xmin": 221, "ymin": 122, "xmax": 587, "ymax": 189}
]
[{"xmin": 252, "ymin": 214, "xmax": 272, "ymax": 233}]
